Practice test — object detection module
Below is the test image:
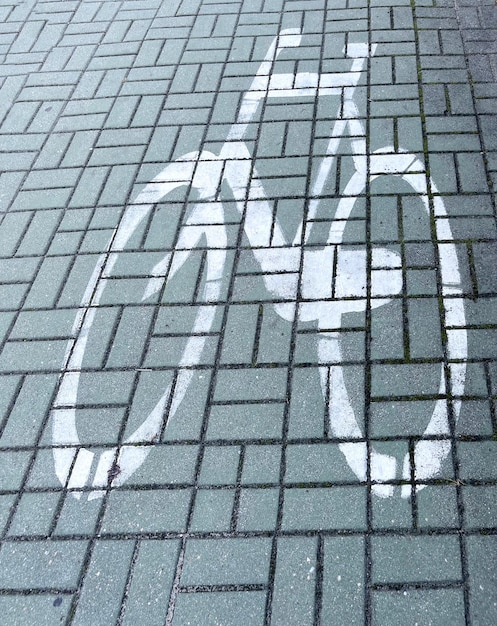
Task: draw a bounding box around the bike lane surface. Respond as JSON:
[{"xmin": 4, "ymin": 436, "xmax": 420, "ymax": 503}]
[{"xmin": 0, "ymin": 0, "xmax": 497, "ymax": 624}]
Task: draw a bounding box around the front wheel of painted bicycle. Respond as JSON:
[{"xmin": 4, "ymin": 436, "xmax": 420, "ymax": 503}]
[
  {"xmin": 319, "ymin": 148, "xmax": 467, "ymax": 498},
  {"xmin": 51, "ymin": 152, "xmax": 230, "ymax": 500}
]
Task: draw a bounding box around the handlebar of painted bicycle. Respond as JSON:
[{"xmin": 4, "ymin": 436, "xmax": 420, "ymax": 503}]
[{"xmin": 235, "ymin": 31, "xmax": 376, "ymax": 128}]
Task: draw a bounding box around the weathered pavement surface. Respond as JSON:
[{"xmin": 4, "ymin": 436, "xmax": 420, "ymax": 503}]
[{"xmin": 1, "ymin": 0, "xmax": 497, "ymax": 624}]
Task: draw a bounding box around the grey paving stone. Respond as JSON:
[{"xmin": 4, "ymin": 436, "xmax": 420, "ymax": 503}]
[
  {"xmin": 25, "ymin": 448, "xmax": 70, "ymax": 489},
  {"xmin": 417, "ymin": 485, "xmax": 460, "ymax": 529},
  {"xmin": 467, "ymin": 536, "xmax": 497, "ymax": 625},
  {"xmin": 237, "ymin": 487, "xmax": 279, "ymax": 530},
  {"xmin": 371, "ymin": 363, "xmax": 443, "ymax": 398},
  {"xmin": 207, "ymin": 402, "xmax": 285, "ymax": 440},
  {"xmin": 10, "ymin": 187, "xmax": 71, "ymax": 211},
  {"xmin": 122, "ymin": 444, "xmax": 198, "ymax": 487},
  {"xmin": 7, "ymin": 491, "xmax": 60, "ymax": 537},
  {"xmin": 15, "ymin": 209, "xmax": 61, "ymax": 255},
  {"xmin": 72, "ymin": 540, "xmax": 135, "ymax": 626},
  {"xmin": 371, "ymin": 535, "xmax": 462, "ymax": 583},
  {"xmin": 0, "ymin": 373, "xmax": 58, "ymax": 447},
  {"xmin": 463, "ymin": 485, "xmax": 497, "ymax": 528},
  {"xmin": 0, "ymin": 150, "xmax": 36, "ymax": 171},
  {"xmin": 69, "ymin": 167, "xmax": 107, "ymax": 207},
  {"xmin": 456, "ymin": 399, "xmax": 494, "ymax": 436},
  {"xmin": 70, "ymin": 306, "xmax": 118, "ymax": 369},
  {"xmin": 0, "ymin": 450, "xmax": 31, "ymax": 491},
  {"xmin": 458, "ymin": 441, "xmax": 497, "ymax": 480},
  {"xmin": 121, "ymin": 539, "xmax": 180, "ymax": 626},
  {"xmin": 371, "ymin": 400, "xmax": 440, "ymax": 438},
  {"xmin": 23, "ymin": 256, "xmax": 72, "ymax": 309},
  {"xmin": 0, "ymin": 338, "xmax": 68, "ymax": 373},
  {"xmin": 101, "ymin": 489, "xmax": 191, "ymax": 534},
  {"xmin": 371, "ymin": 304, "xmax": 404, "ymax": 360},
  {"xmin": 241, "ymin": 444, "xmax": 281, "ymax": 484},
  {"xmin": 271, "ymin": 537, "xmax": 317, "ymax": 625},
  {"xmin": 181, "ymin": 537, "xmax": 271, "ymax": 585},
  {"xmin": 0, "ymin": 312, "xmax": 14, "ymax": 348},
  {"xmin": 282, "ymin": 486, "xmax": 367, "ymax": 530},
  {"xmin": 372, "ymin": 492, "xmax": 412, "ymax": 529},
  {"xmin": 199, "ymin": 445, "xmax": 240, "ymax": 485},
  {"xmin": 0, "ymin": 212, "xmax": 31, "ymax": 255},
  {"xmin": 0, "ymin": 374, "xmax": 19, "ymax": 422},
  {"xmin": 54, "ymin": 493, "xmax": 102, "ymax": 536},
  {"xmin": 372, "ymin": 589, "xmax": 466, "ymax": 626},
  {"xmin": 408, "ymin": 298, "xmax": 443, "ymax": 358},
  {"xmin": 0, "ymin": 494, "xmax": 15, "ymax": 535},
  {"xmin": 33, "ymin": 132, "xmax": 72, "ymax": 169},
  {"xmin": 285, "ymin": 443, "xmax": 359, "ymax": 483},
  {"xmin": 173, "ymin": 590, "xmax": 267, "ymax": 626},
  {"xmin": 288, "ymin": 367, "xmax": 329, "ymax": 438},
  {"xmin": 0, "ymin": 540, "xmax": 88, "ymax": 590},
  {"xmin": 0, "ymin": 257, "xmax": 38, "ymax": 283},
  {"xmin": 0, "ymin": 594, "xmax": 71, "ymax": 624},
  {"xmin": 0, "ymin": 283, "xmax": 28, "ymax": 310},
  {"xmin": 321, "ymin": 536, "xmax": 365, "ymax": 624},
  {"xmin": 78, "ymin": 228, "xmax": 114, "ymax": 253},
  {"xmin": 214, "ymin": 368, "xmax": 288, "ymax": 402},
  {"xmin": 190, "ymin": 489, "xmax": 235, "ymax": 531}
]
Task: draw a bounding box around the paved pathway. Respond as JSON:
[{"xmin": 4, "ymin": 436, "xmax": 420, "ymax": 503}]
[{"xmin": 1, "ymin": 0, "xmax": 497, "ymax": 624}]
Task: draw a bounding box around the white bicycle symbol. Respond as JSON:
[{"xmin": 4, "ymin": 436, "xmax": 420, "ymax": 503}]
[{"xmin": 52, "ymin": 30, "xmax": 467, "ymax": 500}]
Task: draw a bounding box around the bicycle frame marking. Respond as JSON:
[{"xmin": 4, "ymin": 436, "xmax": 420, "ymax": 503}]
[{"xmin": 52, "ymin": 30, "xmax": 467, "ymax": 500}]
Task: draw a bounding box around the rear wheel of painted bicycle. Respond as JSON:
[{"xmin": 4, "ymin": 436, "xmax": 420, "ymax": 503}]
[{"xmin": 52, "ymin": 151, "xmax": 230, "ymax": 500}]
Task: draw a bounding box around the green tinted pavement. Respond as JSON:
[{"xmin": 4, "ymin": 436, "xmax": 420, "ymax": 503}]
[{"xmin": 1, "ymin": 0, "xmax": 497, "ymax": 623}]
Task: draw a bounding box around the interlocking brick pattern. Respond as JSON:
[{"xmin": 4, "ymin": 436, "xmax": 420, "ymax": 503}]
[{"xmin": 0, "ymin": 0, "xmax": 497, "ymax": 624}]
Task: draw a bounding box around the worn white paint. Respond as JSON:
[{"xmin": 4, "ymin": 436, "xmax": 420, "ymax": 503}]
[{"xmin": 53, "ymin": 29, "xmax": 466, "ymax": 500}]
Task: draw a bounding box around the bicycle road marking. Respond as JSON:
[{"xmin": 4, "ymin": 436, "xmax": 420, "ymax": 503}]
[{"xmin": 51, "ymin": 31, "xmax": 467, "ymax": 500}]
